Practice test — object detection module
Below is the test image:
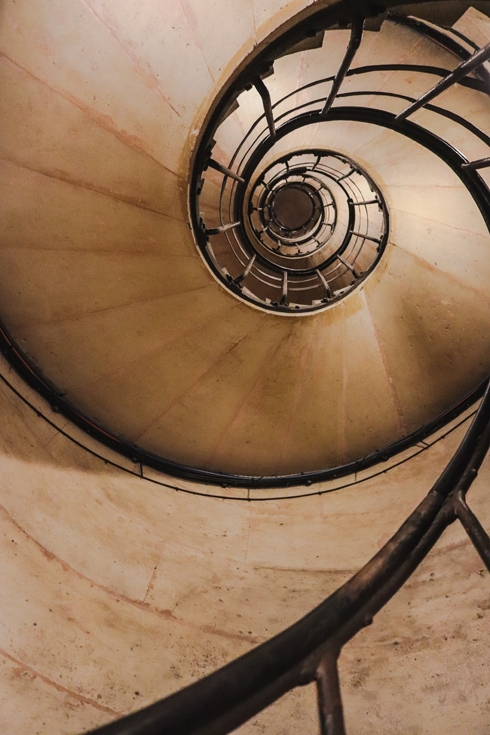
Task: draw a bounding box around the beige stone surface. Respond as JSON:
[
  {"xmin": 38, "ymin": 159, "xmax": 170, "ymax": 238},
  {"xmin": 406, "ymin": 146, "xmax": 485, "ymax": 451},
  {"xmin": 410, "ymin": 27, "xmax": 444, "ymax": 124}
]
[
  {"xmin": 0, "ymin": 57, "xmax": 185, "ymax": 220},
  {"xmin": 2, "ymin": 2, "xmax": 490, "ymax": 732},
  {"xmin": 454, "ymin": 4, "xmax": 490, "ymax": 47},
  {"xmin": 365, "ymin": 244, "xmax": 490, "ymax": 433},
  {"xmin": 0, "ymin": 351, "xmax": 489, "ymax": 735},
  {"xmin": 0, "ymin": 0, "xmax": 189, "ymax": 174},
  {"xmin": 3, "ymin": 0, "xmax": 490, "ymax": 477}
]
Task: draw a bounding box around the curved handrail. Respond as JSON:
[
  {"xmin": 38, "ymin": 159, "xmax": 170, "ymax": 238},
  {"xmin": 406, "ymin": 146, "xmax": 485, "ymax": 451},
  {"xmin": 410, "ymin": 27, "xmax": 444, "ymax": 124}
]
[
  {"xmin": 0, "ymin": 315, "xmax": 486, "ymax": 491},
  {"xmin": 88, "ymin": 377, "xmax": 490, "ymax": 735},
  {"xmin": 200, "ymin": 58, "xmax": 490, "ymax": 311},
  {"xmin": 3, "ymin": 7, "xmax": 490, "ymax": 488},
  {"xmin": 200, "ymin": 11, "xmax": 490, "ymax": 299},
  {"xmin": 3, "ymin": 4, "xmax": 490, "ymax": 733},
  {"xmin": 83, "ymin": 9, "xmax": 490, "ymax": 733}
]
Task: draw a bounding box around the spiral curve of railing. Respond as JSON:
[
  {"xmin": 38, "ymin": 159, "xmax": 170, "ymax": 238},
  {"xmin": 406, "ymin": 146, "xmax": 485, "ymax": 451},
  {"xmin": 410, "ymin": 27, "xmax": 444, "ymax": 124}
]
[
  {"xmin": 72, "ymin": 2, "xmax": 490, "ymax": 734},
  {"xmin": 3, "ymin": 1, "xmax": 490, "ymax": 488},
  {"xmin": 190, "ymin": 6, "xmax": 490, "ymax": 317},
  {"xmin": 1, "ymin": 2, "xmax": 490, "ymax": 490}
]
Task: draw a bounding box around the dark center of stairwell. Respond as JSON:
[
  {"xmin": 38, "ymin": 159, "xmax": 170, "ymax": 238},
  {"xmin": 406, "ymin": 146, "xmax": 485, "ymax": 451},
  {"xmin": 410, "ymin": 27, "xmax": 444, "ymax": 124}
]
[{"xmin": 270, "ymin": 184, "xmax": 317, "ymax": 231}]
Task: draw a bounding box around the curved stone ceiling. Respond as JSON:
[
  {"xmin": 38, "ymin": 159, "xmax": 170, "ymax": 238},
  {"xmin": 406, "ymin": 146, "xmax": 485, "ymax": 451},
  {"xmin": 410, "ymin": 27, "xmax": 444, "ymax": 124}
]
[{"xmin": 1, "ymin": 0, "xmax": 490, "ymax": 478}]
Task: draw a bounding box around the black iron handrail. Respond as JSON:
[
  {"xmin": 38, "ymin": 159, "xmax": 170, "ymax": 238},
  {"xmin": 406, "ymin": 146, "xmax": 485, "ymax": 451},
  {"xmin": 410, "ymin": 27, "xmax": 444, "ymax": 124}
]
[
  {"xmin": 84, "ymin": 7, "xmax": 490, "ymax": 732},
  {"xmin": 0, "ymin": 318, "xmax": 486, "ymax": 491},
  {"xmin": 0, "ymin": 363, "xmax": 483, "ymax": 501},
  {"xmin": 87, "ymin": 378, "xmax": 490, "ymax": 735},
  {"xmin": 199, "ymin": 49, "xmax": 490, "ymax": 311},
  {"xmin": 2, "ymin": 2, "xmax": 490, "ymax": 489},
  {"xmin": 231, "ymin": 150, "xmax": 387, "ymax": 285},
  {"xmin": 202, "ymin": 90, "xmax": 490, "ymax": 312},
  {"xmin": 3, "ymin": 3, "xmax": 490, "ymax": 732}
]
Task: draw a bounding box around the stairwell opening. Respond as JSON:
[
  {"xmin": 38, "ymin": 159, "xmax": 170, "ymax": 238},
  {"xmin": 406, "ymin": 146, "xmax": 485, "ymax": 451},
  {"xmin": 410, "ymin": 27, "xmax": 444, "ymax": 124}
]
[{"xmin": 2, "ymin": 3, "xmax": 490, "ymax": 733}]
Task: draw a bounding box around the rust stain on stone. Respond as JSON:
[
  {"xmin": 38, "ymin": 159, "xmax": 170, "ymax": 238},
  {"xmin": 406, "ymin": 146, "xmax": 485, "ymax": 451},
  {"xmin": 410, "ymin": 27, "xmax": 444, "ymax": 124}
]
[{"xmin": 143, "ymin": 564, "xmax": 159, "ymax": 605}]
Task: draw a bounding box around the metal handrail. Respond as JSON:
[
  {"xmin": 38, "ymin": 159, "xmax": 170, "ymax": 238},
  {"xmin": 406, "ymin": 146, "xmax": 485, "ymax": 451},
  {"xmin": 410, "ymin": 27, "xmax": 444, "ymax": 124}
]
[
  {"xmin": 5, "ymin": 10, "xmax": 490, "ymax": 729},
  {"xmin": 396, "ymin": 41, "xmax": 490, "ymax": 120},
  {"xmin": 2, "ymin": 7, "xmax": 490, "ymax": 488},
  {"xmin": 243, "ymin": 152, "xmax": 383, "ymax": 284},
  {"xmin": 80, "ymin": 11, "xmax": 490, "ymax": 732},
  {"xmin": 88, "ymin": 380, "xmax": 490, "ymax": 735},
  {"xmin": 212, "ymin": 95, "xmax": 490, "ymax": 308},
  {"xmin": 321, "ymin": 16, "xmax": 365, "ymax": 116},
  {"xmin": 201, "ymin": 49, "xmax": 490, "ymax": 311}
]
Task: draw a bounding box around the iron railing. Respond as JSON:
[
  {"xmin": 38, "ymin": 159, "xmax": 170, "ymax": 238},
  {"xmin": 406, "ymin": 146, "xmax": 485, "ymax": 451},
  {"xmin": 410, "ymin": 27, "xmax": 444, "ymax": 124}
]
[
  {"xmin": 63, "ymin": 3, "xmax": 490, "ymax": 733},
  {"xmin": 2, "ymin": 1, "xmax": 490, "ymax": 489},
  {"xmin": 191, "ymin": 6, "xmax": 490, "ymax": 321},
  {"xmin": 86, "ymin": 382, "xmax": 490, "ymax": 735},
  {"xmin": 0, "ymin": 1, "xmax": 487, "ymax": 733}
]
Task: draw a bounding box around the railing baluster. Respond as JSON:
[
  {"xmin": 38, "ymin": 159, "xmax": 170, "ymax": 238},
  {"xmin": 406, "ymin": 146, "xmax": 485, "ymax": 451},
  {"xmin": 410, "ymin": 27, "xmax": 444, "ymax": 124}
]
[
  {"xmin": 352, "ymin": 199, "xmax": 379, "ymax": 207},
  {"xmin": 312, "ymin": 154, "xmax": 322, "ymax": 171},
  {"xmin": 396, "ymin": 41, "xmax": 490, "ymax": 121},
  {"xmin": 316, "ymin": 269, "xmax": 332, "ymax": 298},
  {"xmin": 321, "ymin": 18, "xmax": 364, "ymax": 116},
  {"xmin": 280, "ymin": 271, "xmax": 288, "ymax": 305},
  {"xmin": 205, "ymin": 222, "xmax": 241, "ymax": 236},
  {"xmin": 462, "ymin": 157, "xmax": 490, "ymax": 171},
  {"xmin": 207, "ymin": 158, "xmax": 245, "ymax": 183},
  {"xmin": 349, "ymin": 231, "xmax": 381, "ymax": 244},
  {"xmin": 316, "ymin": 650, "xmax": 346, "ymax": 735},
  {"xmin": 336, "ymin": 168, "xmax": 355, "ymax": 182},
  {"xmin": 337, "ymin": 255, "xmax": 360, "ymax": 278},
  {"xmin": 235, "ymin": 254, "xmax": 256, "ymax": 284},
  {"xmin": 254, "ymin": 77, "xmax": 276, "ymax": 139},
  {"xmin": 454, "ymin": 489, "xmax": 490, "ymax": 572}
]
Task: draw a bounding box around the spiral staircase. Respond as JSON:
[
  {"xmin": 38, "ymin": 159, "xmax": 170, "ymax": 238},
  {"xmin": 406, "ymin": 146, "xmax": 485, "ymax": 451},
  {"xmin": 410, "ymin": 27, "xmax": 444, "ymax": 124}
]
[{"xmin": 2, "ymin": 1, "xmax": 490, "ymax": 734}]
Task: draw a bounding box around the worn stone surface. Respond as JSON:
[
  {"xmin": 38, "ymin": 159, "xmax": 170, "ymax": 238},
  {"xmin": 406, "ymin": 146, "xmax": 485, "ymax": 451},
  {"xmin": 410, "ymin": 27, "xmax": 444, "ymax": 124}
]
[
  {"xmin": 1, "ymin": 1, "xmax": 490, "ymax": 733},
  {"xmin": 2, "ymin": 0, "xmax": 490, "ymax": 477},
  {"xmin": 0, "ymin": 355, "xmax": 489, "ymax": 734}
]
